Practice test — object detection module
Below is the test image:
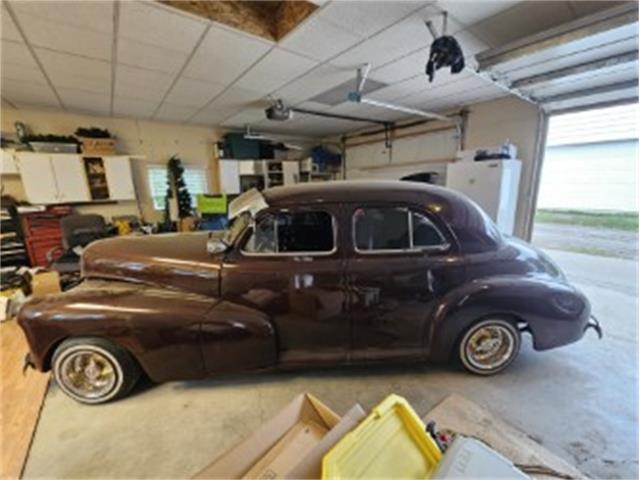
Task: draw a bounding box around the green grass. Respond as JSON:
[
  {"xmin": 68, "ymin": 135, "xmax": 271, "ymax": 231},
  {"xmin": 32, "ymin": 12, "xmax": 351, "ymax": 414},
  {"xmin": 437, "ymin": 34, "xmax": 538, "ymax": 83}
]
[{"xmin": 535, "ymin": 209, "xmax": 639, "ymax": 231}]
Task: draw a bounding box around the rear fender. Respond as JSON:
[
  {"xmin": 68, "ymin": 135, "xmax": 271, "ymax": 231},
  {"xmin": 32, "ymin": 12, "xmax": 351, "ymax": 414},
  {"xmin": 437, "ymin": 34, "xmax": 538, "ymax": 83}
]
[{"xmin": 426, "ymin": 275, "xmax": 589, "ymax": 361}]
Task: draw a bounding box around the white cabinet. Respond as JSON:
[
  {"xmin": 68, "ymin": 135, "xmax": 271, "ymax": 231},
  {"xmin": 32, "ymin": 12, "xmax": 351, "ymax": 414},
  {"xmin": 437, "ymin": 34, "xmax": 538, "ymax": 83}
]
[
  {"xmin": 14, "ymin": 153, "xmax": 61, "ymax": 204},
  {"xmin": 446, "ymin": 160, "xmax": 522, "ymax": 235},
  {"xmin": 282, "ymin": 161, "xmax": 299, "ymax": 185},
  {"xmin": 103, "ymin": 156, "xmax": 135, "ymax": 200},
  {"xmin": 50, "ymin": 154, "xmax": 91, "ymax": 203},
  {"xmin": 0, "ymin": 150, "xmax": 19, "ymax": 174},
  {"xmin": 15, "ymin": 152, "xmax": 136, "ymax": 204}
]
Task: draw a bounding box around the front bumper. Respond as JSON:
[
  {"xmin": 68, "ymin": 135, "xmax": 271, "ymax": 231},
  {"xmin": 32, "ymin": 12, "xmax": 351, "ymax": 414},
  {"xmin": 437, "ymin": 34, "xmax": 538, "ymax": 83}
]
[{"xmin": 585, "ymin": 315, "xmax": 603, "ymax": 339}]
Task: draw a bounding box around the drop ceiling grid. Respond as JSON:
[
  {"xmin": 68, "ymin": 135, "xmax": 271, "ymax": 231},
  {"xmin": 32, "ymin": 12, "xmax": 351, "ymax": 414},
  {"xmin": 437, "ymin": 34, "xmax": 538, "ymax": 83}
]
[{"xmin": 2, "ymin": 0, "xmax": 597, "ymax": 136}]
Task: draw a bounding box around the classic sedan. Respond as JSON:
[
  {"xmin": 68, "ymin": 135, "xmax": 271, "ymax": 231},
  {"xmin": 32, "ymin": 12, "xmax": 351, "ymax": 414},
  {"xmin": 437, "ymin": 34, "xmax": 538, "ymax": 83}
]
[{"xmin": 19, "ymin": 181, "xmax": 601, "ymax": 403}]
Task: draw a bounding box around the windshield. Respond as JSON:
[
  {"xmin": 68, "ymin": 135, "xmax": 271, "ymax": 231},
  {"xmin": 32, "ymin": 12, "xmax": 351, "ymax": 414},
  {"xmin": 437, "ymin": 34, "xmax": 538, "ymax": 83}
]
[{"xmin": 223, "ymin": 211, "xmax": 251, "ymax": 246}]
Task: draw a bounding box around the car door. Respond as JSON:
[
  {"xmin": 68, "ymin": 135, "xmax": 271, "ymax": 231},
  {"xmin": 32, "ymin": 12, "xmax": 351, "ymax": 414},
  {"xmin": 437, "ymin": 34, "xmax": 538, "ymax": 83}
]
[
  {"xmin": 218, "ymin": 204, "xmax": 349, "ymax": 367},
  {"xmin": 346, "ymin": 204, "xmax": 461, "ymax": 362}
]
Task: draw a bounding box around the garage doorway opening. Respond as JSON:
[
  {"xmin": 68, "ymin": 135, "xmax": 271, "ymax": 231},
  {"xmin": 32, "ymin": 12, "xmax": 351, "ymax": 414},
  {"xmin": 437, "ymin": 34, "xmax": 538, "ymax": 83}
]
[{"xmin": 532, "ymin": 103, "xmax": 639, "ymax": 260}]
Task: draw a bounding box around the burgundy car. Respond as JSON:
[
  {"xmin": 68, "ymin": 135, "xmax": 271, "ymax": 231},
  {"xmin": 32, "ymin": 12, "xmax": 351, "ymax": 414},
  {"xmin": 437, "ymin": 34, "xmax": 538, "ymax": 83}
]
[{"xmin": 19, "ymin": 181, "xmax": 601, "ymax": 404}]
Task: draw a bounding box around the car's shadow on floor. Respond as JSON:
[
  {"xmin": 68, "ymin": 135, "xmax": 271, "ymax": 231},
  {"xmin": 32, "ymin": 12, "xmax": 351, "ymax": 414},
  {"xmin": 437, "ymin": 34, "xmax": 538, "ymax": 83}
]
[{"xmin": 126, "ymin": 339, "xmax": 547, "ymax": 399}]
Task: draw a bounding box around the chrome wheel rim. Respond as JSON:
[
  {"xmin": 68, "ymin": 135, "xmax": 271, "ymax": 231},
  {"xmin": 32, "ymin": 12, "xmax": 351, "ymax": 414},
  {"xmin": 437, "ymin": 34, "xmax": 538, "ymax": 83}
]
[
  {"xmin": 58, "ymin": 350, "xmax": 117, "ymax": 400},
  {"xmin": 465, "ymin": 325, "xmax": 515, "ymax": 370}
]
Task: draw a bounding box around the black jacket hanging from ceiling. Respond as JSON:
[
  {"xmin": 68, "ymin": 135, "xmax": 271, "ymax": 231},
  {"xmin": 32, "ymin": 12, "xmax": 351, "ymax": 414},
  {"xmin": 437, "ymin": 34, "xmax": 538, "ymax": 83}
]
[{"xmin": 426, "ymin": 36, "xmax": 465, "ymax": 82}]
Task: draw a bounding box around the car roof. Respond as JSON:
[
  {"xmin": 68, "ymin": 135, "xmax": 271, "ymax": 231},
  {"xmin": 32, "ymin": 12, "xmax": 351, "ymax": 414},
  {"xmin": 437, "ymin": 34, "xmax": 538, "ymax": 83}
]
[{"xmin": 262, "ymin": 180, "xmax": 504, "ymax": 254}]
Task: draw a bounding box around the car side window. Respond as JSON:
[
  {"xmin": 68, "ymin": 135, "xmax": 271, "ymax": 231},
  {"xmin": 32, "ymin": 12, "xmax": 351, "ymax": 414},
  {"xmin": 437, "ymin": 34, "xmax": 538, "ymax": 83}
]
[
  {"xmin": 243, "ymin": 210, "xmax": 335, "ymax": 255},
  {"xmin": 353, "ymin": 207, "xmax": 447, "ymax": 253}
]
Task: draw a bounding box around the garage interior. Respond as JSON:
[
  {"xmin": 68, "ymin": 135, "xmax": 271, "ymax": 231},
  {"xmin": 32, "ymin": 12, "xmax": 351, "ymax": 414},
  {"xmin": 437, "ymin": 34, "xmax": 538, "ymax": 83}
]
[{"xmin": 0, "ymin": 1, "xmax": 638, "ymax": 479}]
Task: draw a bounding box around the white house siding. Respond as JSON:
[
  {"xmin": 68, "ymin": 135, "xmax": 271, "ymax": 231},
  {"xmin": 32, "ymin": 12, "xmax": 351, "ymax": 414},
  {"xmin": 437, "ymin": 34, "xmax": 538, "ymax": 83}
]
[{"xmin": 537, "ymin": 140, "xmax": 638, "ymax": 212}]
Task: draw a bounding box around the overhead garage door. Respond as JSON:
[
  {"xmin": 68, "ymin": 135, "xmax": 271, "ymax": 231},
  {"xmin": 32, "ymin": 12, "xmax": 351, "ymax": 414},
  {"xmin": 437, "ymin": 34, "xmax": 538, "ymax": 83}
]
[{"xmin": 475, "ymin": 3, "xmax": 639, "ymax": 113}]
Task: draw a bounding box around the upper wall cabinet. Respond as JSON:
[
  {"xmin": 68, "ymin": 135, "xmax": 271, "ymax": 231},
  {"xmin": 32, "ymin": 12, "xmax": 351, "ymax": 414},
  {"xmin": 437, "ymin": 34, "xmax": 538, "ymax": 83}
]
[{"xmin": 14, "ymin": 153, "xmax": 136, "ymax": 205}]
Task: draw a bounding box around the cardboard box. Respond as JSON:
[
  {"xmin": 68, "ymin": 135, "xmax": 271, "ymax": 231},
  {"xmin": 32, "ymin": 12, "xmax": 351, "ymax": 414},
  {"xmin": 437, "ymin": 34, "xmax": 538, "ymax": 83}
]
[
  {"xmin": 78, "ymin": 137, "xmax": 116, "ymax": 155},
  {"xmin": 30, "ymin": 271, "xmax": 61, "ymax": 297},
  {"xmin": 194, "ymin": 394, "xmax": 366, "ymax": 479}
]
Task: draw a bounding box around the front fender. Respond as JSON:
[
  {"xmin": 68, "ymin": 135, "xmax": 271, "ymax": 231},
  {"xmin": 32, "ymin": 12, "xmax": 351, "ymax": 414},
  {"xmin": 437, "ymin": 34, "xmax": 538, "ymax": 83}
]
[
  {"xmin": 18, "ymin": 280, "xmax": 216, "ymax": 381},
  {"xmin": 426, "ymin": 275, "xmax": 591, "ymax": 362}
]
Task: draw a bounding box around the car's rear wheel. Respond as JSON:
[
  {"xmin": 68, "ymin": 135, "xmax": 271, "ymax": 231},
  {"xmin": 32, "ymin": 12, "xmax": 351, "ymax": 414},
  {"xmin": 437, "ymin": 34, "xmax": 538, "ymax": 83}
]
[
  {"xmin": 52, "ymin": 338, "xmax": 140, "ymax": 404},
  {"xmin": 458, "ymin": 318, "xmax": 521, "ymax": 375}
]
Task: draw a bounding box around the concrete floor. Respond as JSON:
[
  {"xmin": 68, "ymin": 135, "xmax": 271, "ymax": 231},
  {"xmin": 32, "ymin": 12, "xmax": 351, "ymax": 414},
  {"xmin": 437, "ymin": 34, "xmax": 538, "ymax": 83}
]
[{"xmin": 24, "ymin": 249, "xmax": 638, "ymax": 479}]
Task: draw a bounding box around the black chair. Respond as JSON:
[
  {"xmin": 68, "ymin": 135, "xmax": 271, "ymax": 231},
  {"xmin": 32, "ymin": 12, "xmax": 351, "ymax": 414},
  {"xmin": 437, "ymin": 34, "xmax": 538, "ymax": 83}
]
[{"xmin": 47, "ymin": 214, "xmax": 109, "ymax": 274}]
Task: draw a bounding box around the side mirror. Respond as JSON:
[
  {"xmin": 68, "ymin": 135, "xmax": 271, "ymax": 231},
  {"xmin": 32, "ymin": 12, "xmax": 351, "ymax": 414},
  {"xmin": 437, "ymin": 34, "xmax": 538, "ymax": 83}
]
[{"xmin": 206, "ymin": 234, "xmax": 228, "ymax": 255}]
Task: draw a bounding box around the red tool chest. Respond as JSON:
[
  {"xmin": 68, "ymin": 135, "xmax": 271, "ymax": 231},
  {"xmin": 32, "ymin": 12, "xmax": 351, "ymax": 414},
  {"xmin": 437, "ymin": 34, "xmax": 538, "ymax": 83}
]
[{"xmin": 20, "ymin": 207, "xmax": 72, "ymax": 267}]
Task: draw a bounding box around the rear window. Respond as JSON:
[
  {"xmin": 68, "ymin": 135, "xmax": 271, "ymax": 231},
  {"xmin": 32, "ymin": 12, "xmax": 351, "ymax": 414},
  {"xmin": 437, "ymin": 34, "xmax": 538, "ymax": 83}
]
[
  {"xmin": 243, "ymin": 210, "xmax": 334, "ymax": 254},
  {"xmin": 353, "ymin": 207, "xmax": 447, "ymax": 252}
]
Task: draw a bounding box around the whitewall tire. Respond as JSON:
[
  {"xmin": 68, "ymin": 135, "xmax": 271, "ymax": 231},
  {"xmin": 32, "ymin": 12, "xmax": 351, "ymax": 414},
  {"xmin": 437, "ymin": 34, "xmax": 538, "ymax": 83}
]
[{"xmin": 458, "ymin": 318, "xmax": 521, "ymax": 375}]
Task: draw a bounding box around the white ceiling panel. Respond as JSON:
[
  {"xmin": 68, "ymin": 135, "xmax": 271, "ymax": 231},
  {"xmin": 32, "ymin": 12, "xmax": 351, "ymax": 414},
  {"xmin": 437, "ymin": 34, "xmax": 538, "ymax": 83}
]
[
  {"xmin": 183, "ymin": 24, "xmax": 272, "ymax": 85},
  {"xmin": 154, "ymin": 102, "xmax": 200, "ymax": 122},
  {"xmin": 235, "ymin": 48, "xmax": 317, "ymax": 94},
  {"xmin": 1, "ymin": 40, "xmax": 38, "ymax": 70},
  {"xmin": 329, "ymin": 5, "xmax": 442, "ymax": 69},
  {"xmin": 1, "ymin": 5, "xmax": 23, "ymax": 42},
  {"xmin": 205, "ymin": 86, "xmax": 265, "ymax": 111},
  {"xmin": 280, "ymin": 15, "xmax": 363, "ymax": 62},
  {"xmin": 10, "ymin": 1, "xmax": 114, "ymax": 33},
  {"xmin": 13, "ymin": 13, "xmax": 112, "ymax": 60},
  {"xmin": 406, "ymin": 74, "xmax": 491, "ymax": 103},
  {"xmin": 1, "ymin": 78, "xmax": 59, "ymax": 108},
  {"xmin": 318, "ymin": 1, "xmax": 428, "ymax": 38},
  {"xmin": 57, "ymin": 87, "xmax": 110, "ymax": 115},
  {"xmin": 114, "ymin": 64, "xmax": 173, "ymax": 102},
  {"xmin": 165, "ymin": 77, "xmax": 227, "ymax": 107},
  {"xmin": 117, "ymin": 38, "xmax": 189, "ymax": 75},
  {"xmin": 118, "ymin": 1, "xmax": 206, "ymax": 53},
  {"xmin": 190, "ymin": 106, "xmax": 240, "ymax": 125},
  {"xmin": 370, "ymin": 49, "xmax": 430, "ymax": 84},
  {"xmin": 434, "ymin": 0, "xmax": 521, "ymax": 31},
  {"xmin": 113, "ymin": 96, "xmax": 157, "ymax": 118},
  {"xmin": 37, "ymin": 49, "xmax": 110, "ymax": 94},
  {"xmin": 274, "ymin": 64, "xmax": 354, "ymax": 105}
]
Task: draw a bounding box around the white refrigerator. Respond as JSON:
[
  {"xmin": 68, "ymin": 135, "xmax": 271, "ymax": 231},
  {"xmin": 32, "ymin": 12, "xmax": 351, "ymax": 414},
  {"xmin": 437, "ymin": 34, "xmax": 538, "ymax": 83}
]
[{"xmin": 445, "ymin": 159, "xmax": 522, "ymax": 235}]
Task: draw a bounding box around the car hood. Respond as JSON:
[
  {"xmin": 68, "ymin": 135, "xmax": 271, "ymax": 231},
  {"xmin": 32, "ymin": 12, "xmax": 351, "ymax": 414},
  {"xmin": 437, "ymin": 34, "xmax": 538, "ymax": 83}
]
[{"xmin": 82, "ymin": 231, "xmax": 223, "ymax": 297}]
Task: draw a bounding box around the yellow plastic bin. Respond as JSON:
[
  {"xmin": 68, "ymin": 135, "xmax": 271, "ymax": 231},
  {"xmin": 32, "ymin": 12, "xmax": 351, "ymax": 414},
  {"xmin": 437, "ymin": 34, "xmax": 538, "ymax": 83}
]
[{"xmin": 322, "ymin": 394, "xmax": 442, "ymax": 479}]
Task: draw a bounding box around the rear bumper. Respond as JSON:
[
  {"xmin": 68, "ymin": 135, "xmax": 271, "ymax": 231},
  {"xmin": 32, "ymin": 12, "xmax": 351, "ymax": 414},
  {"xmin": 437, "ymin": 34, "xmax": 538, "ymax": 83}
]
[
  {"xmin": 585, "ymin": 315, "xmax": 603, "ymax": 339},
  {"xmin": 531, "ymin": 298, "xmax": 601, "ymax": 351}
]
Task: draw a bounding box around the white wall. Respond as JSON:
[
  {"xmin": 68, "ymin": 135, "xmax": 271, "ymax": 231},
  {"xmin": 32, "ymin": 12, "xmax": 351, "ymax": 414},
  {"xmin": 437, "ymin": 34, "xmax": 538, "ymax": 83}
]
[
  {"xmin": 1, "ymin": 107, "xmax": 220, "ymax": 222},
  {"xmin": 343, "ymin": 96, "xmax": 541, "ymax": 238},
  {"xmin": 537, "ymin": 140, "xmax": 638, "ymax": 212}
]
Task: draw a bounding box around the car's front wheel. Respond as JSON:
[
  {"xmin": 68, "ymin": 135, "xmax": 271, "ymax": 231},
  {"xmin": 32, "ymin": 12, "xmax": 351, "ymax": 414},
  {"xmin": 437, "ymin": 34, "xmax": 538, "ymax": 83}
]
[
  {"xmin": 458, "ymin": 318, "xmax": 521, "ymax": 375},
  {"xmin": 52, "ymin": 338, "xmax": 141, "ymax": 404}
]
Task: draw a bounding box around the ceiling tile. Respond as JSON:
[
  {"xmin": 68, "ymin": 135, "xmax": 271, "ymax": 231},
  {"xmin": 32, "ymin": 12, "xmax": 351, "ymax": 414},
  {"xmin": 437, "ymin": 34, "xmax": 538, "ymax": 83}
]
[
  {"xmin": 1, "ymin": 5, "xmax": 23, "ymax": 42},
  {"xmin": 117, "ymin": 38, "xmax": 189, "ymax": 75},
  {"xmin": 365, "ymin": 75, "xmax": 429, "ymax": 101},
  {"xmin": 235, "ymin": 48, "xmax": 317, "ymax": 94},
  {"xmin": 370, "ymin": 48, "xmax": 429, "ymax": 84},
  {"xmin": 434, "ymin": 1, "xmax": 521, "ymax": 31},
  {"xmin": 274, "ymin": 64, "xmax": 354, "ymax": 105},
  {"xmin": 280, "ymin": 15, "xmax": 363, "ymax": 62},
  {"xmin": 114, "ymin": 64, "xmax": 173, "ymax": 102},
  {"xmin": 1, "ymin": 78, "xmax": 59, "ymax": 108},
  {"xmin": 13, "ymin": 9, "xmax": 112, "ymax": 60},
  {"xmin": 1, "ymin": 40, "xmax": 39, "ymax": 70},
  {"xmin": 329, "ymin": 6, "xmax": 441, "ymax": 70},
  {"xmin": 154, "ymin": 102, "xmax": 200, "ymax": 122},
  {"xmin": 113, "ymin": 96, "xmax": 157, "ymax": 118},
  {"xmin": 165, "ymin": 77, "xmax": 227, "ymax": 107},
  {"xmin": 190, "ymin": 106, "xmax": 240, "ymax": 125},
  {"xmin": 11, "ymin": 0, "xmax": 114, "ymax": 33},
  {"xmin": 317, "ymin": 1, "xmax": 428, "ymax": 38},
  {"xmin": 57, "ymin": 87, "xmax": 111, "ymax": 115},
  {"xmin": 37, "ymin": 49, "xmax": 110, "ymax": 94},
  {"xmin": 119, "ymin": 1, "xmax": 206, "ymax": 52},
  {"xmin": 206, "ymin": 86, "xmax": 266, "ymax": 110},
  {"xmin": 183, "ymin": 25, "xmax": 272, "ymax": 85}
]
